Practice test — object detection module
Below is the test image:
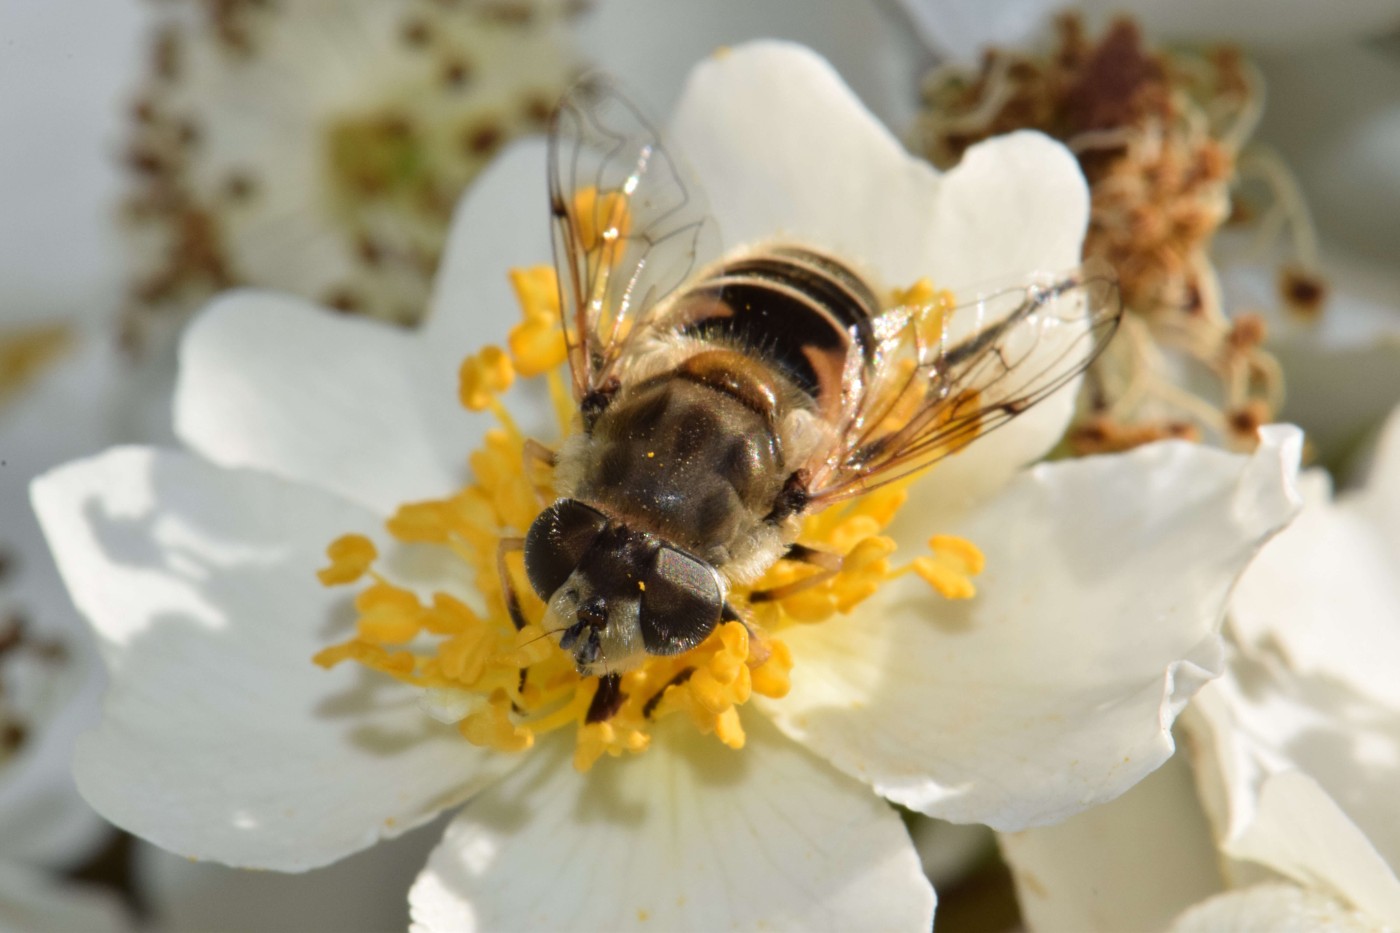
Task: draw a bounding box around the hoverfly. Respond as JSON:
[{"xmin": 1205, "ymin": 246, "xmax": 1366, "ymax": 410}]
[{"xmin": 499, "ymin": 77, "xmax": 1121, "ymax": 723}]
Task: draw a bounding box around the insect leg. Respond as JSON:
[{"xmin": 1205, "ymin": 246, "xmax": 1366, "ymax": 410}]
[
  {"xmin": 585, "ymin": 672, "xmax": 627, "ymax": 723},
  {"xmin": 496, "ymin": 536, "xmax": 529, "ymax": 631},
  {"xmin": 523, "ymin": 438, "xmax": 557, "ymax": 469},
  {"xmin": 748, "ymin": 543, "xmax": 843, "ymax": 603},
  {"xmin": 522, "ymin": 438, "xmax": 557, "ymax": 507}
]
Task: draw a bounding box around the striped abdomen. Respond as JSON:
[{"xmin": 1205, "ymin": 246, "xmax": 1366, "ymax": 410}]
[{"xmin": 664, "ymin": 245, "xmax": 882, "ymax": 420}]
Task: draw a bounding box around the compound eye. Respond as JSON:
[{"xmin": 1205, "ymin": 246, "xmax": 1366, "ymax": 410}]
[
  {"xmin": 524, "ymin": 500, "xmax": 609, "ymax": 598},
  {"xmin": 638, "ymin": 547, "xmax": 723, "ymax": 656}
]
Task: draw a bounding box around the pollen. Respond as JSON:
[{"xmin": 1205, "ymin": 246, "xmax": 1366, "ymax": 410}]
[{"xmin": 314, "ymin": 264, "xmax": 983, "ymax": 770}]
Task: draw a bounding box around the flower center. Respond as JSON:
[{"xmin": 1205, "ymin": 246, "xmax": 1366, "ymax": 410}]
[
  {"xmin": 314, "ymin": 257, "xmax": 985, "ymax": 772},
  {"xmin": 117, "ymin": 2, "xmax": 576, "ymax": 348},
  {"xmin": 324, "ymin": 112, "xmax": 438, "ymax": 211}
]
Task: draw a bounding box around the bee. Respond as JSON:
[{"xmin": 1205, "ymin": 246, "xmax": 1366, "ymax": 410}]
[{"xmin": 499, "ymin": 78, "xmax": 1121, "ymax": 722}]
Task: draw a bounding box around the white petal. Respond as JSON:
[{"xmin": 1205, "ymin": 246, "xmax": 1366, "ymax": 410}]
[
  {"xmin": 896, "ymin": 0, "xmax": 1400, "ymax": 62},
  {"xmin": 575, "ymin": 0, "xmax": 930, "ymax": 135},
  {"xmin": 32, "ymin": 447, "xmax": 517, "ymax": 870},
  {"xmin": 408, "ymin": 720, "xmax": 933, "ymax": 932},
  {"xmin": 1239, "ymin": 772, "xmax": 1400, "ymax": 926},
  {"xmin": 175, "ymin": 290, "xmax": 465, "ymax": 516},
  {"xmin": 425, "ymin": 141, "xmax": 552, "ymax": 360},
  {"xmin": 0, "ymin": 860, "xmax": 129, "ymax": 933},
  {"xmin": 999, "ymin": 752, "xmax": 1224, "ymax": 932},
  {"xmin": 420, "ymin": 140, "xmax": 562, "ymax": 450},
  {"xmin": 1231, "ymin": 467, "xmax": 1400, "ymax": 710},
  {"xmin": 1184, "ymin": 654, "xmax": 1400, "ymax": 926},
  {"xmin": 671, "ymin": 43, "xmax": 1087, "ymax": 289},
  {"xmin": 136, "ymin": 818, "xmax": 444, "ymax": 933},
  {"xmin": 760, "ymin": 426, "xmax": 1302, "ymax": 830},
  {"xmin": 1169, "ymin": 883, "xmax": 1380, "ymax": 933}
]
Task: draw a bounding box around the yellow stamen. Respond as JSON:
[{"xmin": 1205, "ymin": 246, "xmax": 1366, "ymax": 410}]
[
  {"xmin": 317, "ymin": 534, "xmax": 378, "ymax": 585},
  {"xmin": 354, "ymin": 583, "xmax": 423, "ymax": 644},
  {"xmin": 461, "ymin": 692, "xmax": 534, "ymax": 753},
  {"xmin": 912, "ymin": 535, "xmax": 986, "ymax": 600},
  {"xmin": 459, "ymin": 345, "xmax": 514, "ymax": 412},
  {"xmin": 507, "ymin": 266, "xmax": 567, "ymax": 377}
]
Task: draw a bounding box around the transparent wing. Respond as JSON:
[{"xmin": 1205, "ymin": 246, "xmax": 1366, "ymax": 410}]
[
  {"xmin": 548, "ymin": 75, "xmax": 721, "ymax": 401},
  {"xmin": 803, "ymin": 263, "xmax": 1123, "ymax": 505}
]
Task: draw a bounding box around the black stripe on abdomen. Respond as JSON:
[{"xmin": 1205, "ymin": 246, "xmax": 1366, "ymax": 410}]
[{"xmin": 673, "ymin": 248, "xmax": 881, "ymax": 405}]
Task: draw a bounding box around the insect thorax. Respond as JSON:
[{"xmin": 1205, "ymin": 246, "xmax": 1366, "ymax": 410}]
[{"xmin": 562, "ymin": 365, "xmax": 793, "ymax": 572}]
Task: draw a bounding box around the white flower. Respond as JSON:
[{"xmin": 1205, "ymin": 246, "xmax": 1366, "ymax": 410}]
[
  {"xmin": 998, "ymin": 401, "xmax": 1400, "ymax": 931},
  {"xmin": 33, "ymin": 43, "xmax": 1300, "ymax": 929},
  {"xmin": 118, "ymin": 0, "xmax": 581, "ymax": 349},
  {"xmin": 0, "ymin": 337, "xmax": 132, "ymax": 931}
]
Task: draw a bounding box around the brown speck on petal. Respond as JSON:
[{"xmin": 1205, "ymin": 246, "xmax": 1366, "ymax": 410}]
[
  {"xmin": 463, "ymin": 120, "xmax": 504, "ymax": 157},
  {"xmin": 522, "ymin": 92, "xmax": 555, "ymax": 126},
  {"xmin": 126, "ymin": 146, "xmax": 169, "ymax": 177},
  {"xmin": 223, "ymin": 171, "xmax": 256, "ymax": 202},
  {"xmin": 441, "ymin": 57, "xmax": 473, "ymax": 88},
  {"xmin": 0, "ymin": 614, "xmax": 23, "ymax": 655},
  {"xmin": 401, "ymin": 18, "xmax": 432, "ymax": 47},
  {"xmin": 153, "ymin": 26, "xmax": 182, "ymax": 82},
  {"xmin": 2, "ymin": 722, "xmax": 26, "ymax": 753},
  {"xmin": 355, "ymin": 234, "xmax": 384, "ymax": 267},
  {"xmin": 326, "ymin": 288, "xmax": 362, "ymax": 314},
  {"xmin": 132, "ymin": 97, "xmax": 158, "ymax": 124},
  {"xmin": 479, "ymin": 2, "xmax": 534, "ymax": 26}
]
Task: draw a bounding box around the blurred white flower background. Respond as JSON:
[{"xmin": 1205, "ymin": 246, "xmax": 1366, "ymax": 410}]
[{"xmin": 2, "ymin": 0, "xmax": 1396, "ymax": 930}]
